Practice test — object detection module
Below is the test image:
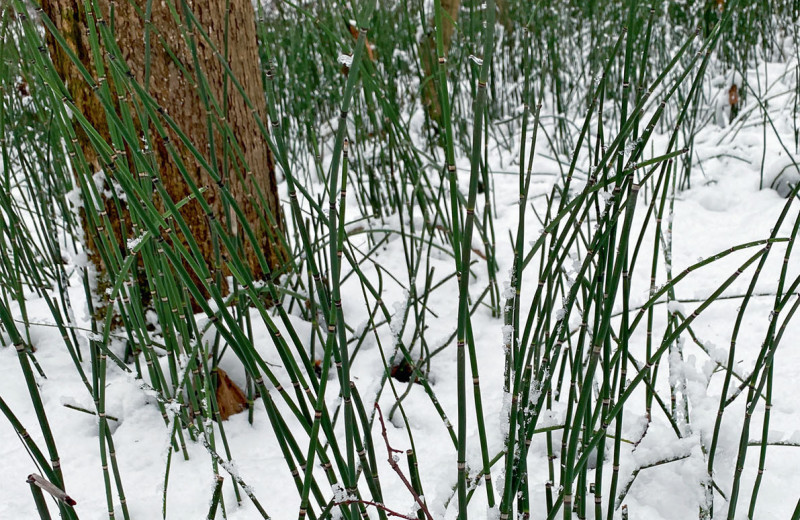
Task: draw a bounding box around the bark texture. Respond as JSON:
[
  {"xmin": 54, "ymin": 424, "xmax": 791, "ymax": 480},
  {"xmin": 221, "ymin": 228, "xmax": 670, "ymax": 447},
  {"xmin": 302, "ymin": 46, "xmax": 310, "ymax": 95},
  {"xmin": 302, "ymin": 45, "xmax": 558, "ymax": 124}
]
[
  {"xmin": 419, "ymin": 0, "xmax": 461, "ymax": 124},
  {"xmin": 42, "ymin": 0, "xmax": 285, "ymax": 304}
]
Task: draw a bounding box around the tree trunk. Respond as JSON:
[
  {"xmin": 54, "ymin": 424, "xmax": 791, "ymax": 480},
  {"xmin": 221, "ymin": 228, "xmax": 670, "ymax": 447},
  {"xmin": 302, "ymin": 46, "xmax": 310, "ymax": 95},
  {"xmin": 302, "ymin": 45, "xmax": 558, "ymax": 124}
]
[
  {"xmin": 41, "ymin": 0, "xmax": 285, "ymax": 308},
  {"xmin": 420, "ymin": 0, "xmax": 461, "ymax": 125}
]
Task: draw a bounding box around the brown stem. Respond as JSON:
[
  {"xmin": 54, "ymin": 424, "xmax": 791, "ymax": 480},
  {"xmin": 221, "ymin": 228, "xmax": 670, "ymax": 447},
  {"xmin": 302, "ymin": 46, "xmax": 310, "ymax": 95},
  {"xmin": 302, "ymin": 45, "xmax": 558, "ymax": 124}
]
[{"xmin": 375, "ymin": 404, "xmax": 434, "ymax": 520}]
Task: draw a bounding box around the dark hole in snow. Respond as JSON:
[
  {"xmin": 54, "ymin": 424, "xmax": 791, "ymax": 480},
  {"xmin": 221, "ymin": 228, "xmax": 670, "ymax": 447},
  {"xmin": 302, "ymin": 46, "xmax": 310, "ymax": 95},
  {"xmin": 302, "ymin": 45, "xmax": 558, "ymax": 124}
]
[{"xmin": 391, "ymin": 358, "xmax": 421, "ymax": 384}]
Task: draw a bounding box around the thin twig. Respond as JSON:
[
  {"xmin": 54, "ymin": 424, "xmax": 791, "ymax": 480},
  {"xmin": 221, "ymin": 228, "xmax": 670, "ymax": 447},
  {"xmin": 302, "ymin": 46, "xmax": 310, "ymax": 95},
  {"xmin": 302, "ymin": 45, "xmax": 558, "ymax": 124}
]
[{"xmin": 375, "ymin": 403, "xmax": 434, "ymax": 520}]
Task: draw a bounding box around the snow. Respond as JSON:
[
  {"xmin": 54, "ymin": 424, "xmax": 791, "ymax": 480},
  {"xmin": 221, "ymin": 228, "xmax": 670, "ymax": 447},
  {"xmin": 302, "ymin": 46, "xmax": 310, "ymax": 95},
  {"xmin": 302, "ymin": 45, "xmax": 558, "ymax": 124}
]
[
  {"xmin": 762, "ymin": 153, "xmax": 800, "ymax": 198},
  {"xmin": 667, "ymin": 301, "xmax": 686, "ymax": 315},
  {"xmin": 2, "ymin": 24, "xmax": 800, "ymax": 520},
  {"xmin": 468, "ymin": 55, "xmax": 484, "ymax": 67},
  {"xmin": 126, "ymin": 234, "xmax": 145, "ymax": 252},
  {"xmin": 337, "ymin": 54, "xmax": 354, "ymax": 68},
  {"xmin": 5, "ymin": 142, "xmax": 796, "ymax": 518}
]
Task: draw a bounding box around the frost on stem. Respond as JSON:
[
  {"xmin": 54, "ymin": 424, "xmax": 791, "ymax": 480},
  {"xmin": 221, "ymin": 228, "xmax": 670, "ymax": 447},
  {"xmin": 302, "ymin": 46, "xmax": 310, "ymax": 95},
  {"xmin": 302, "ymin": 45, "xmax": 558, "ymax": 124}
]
[
  {"xmin": 502, "ymin": 325, "xmax": 514, "ymax": 349},
  {"xmin": 502, "ymin": 281, "xmax": 516, "ymax": 300},
  {"xmin": 126, "ymin": 234, "xmax": 145, "ymax": 252},
  {"xmin": 389, "ymin": 291, "xmax": 410, "ymax": 343},
  {"xmin": 331, "ymin": 482, "xmax": 356, "ymax": 503}
]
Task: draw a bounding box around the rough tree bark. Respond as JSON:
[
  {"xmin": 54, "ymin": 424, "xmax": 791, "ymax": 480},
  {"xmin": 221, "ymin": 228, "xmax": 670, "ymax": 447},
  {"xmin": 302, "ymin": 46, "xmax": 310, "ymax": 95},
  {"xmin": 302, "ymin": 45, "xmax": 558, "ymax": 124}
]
[
  {"xmin": 42, "ymin": 0, "xmax": 286, "ymax": 306},
  {"xmin": 419, "ymin": 0, "xmax": 461, "ymax": 125},
  {"xmin": 419, "ymin": 1, "xmax": 513, "ymax": 127}
]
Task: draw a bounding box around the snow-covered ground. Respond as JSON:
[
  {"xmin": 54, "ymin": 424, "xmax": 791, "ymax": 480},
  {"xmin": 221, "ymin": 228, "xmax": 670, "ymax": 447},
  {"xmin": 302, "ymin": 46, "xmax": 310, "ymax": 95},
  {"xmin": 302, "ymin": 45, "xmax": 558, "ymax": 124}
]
[{"xmin": 2, "ymin": 55, "xmax": 800, "ymax": 520}]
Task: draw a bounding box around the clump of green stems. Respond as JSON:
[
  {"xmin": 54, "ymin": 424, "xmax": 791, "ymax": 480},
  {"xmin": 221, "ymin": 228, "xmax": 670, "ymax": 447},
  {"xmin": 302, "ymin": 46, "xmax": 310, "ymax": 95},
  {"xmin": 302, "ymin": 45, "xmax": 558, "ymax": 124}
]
[{"xmin": 1, "ymin": 0, "xmax": 799, "ymax": 519}]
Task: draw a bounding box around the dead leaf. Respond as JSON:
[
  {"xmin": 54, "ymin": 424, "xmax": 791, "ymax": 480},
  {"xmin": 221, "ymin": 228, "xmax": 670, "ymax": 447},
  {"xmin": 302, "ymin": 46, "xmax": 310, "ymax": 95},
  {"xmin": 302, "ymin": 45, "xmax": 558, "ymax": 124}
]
[{"xmin": 214, "ymin": 368, "xmax": 248, "ymax": 420}]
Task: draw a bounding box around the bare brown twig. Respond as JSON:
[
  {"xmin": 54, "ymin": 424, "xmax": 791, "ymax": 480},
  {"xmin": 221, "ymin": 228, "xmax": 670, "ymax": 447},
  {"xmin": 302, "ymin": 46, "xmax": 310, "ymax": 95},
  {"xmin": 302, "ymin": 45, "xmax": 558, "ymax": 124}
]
[
  {"xmin": 375, "ymin": 403, "xmax": 434, "ymax": 520},
  {"xmin": 334, "ymin": 498, "xmax": 418, "ymax": 520}
]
